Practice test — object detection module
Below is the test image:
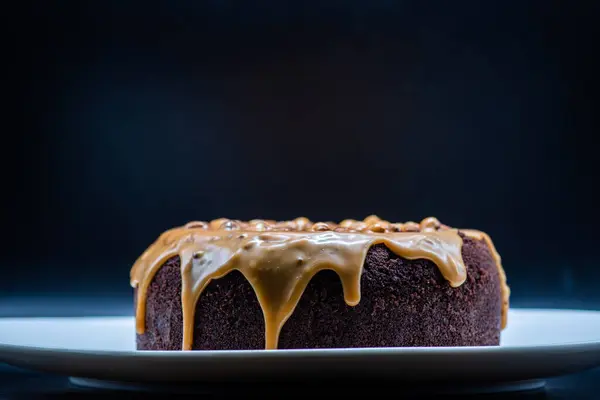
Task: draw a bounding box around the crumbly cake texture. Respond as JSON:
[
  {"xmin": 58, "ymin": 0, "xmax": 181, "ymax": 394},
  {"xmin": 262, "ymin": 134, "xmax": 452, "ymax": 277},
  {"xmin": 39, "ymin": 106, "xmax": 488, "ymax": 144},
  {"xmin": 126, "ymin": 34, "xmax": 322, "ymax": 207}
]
[{"xmin": 132, "ymin": 216, "xmax": 507, "ymax": 350}]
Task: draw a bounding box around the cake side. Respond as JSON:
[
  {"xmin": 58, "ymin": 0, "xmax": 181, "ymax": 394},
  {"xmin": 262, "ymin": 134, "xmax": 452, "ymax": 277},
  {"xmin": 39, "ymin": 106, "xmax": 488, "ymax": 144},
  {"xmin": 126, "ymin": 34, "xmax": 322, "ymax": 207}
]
[{"xmin": 136, "ymin": 232, "xmax": 501, "ymax": 350}]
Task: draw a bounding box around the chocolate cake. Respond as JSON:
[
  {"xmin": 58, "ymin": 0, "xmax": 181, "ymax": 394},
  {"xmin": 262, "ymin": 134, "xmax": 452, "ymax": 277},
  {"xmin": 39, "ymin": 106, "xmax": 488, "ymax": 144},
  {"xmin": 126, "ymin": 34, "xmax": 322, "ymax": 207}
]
[{"xmin": 131, "ymin": 216, "xmax": 509, "ymax": 350}]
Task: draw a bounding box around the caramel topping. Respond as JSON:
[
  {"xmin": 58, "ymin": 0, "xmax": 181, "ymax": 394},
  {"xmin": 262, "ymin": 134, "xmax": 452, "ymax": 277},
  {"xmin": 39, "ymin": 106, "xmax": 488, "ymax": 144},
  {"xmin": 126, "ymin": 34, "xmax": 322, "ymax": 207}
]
[{"xmin": 130, "ymin": 216, "xmax": 509, "ymax": 350}]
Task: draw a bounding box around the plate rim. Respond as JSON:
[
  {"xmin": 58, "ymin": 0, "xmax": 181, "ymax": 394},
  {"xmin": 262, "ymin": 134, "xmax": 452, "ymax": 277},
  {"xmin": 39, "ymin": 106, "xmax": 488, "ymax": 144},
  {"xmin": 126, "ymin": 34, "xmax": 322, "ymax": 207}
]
[
  {"xmin": 1, "ymin": 308, "xmax": 600, "ymax": 386},
  {"xmin": 1, "ymin": 336, "xmax": 600, "ymax": 358},
  {"xmin": 1, "ymin": 308, "xmax": 600, "ymax": 357}
]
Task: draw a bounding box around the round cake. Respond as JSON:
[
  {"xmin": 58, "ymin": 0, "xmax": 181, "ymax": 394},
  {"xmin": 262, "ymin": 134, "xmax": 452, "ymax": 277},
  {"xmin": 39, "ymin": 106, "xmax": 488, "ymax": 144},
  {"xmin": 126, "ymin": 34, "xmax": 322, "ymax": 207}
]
[{"xmin": 131, "ymin": 216, "xmax": 509, "ymax": 350}]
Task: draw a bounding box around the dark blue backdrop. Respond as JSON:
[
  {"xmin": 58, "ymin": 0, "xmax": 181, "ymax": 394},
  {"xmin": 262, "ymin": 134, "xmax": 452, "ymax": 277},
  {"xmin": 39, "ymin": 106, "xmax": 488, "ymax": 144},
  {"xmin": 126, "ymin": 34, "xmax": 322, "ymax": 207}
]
[{"xmin": 3, "ymin": 1, "xmax": 599, "ymax": 313}]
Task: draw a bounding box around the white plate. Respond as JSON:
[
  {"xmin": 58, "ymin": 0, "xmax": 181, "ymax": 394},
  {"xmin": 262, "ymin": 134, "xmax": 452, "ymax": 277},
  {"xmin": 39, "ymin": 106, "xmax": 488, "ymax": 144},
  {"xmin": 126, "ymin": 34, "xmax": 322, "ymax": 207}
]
[{"xmin": 0, "ymin": 308, "xmax": 599, "ymax": 392}]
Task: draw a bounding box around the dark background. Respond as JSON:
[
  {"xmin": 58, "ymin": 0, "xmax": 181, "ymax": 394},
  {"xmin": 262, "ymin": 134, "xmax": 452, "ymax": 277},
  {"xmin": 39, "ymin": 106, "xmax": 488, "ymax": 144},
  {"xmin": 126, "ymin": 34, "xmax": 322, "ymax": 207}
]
[{"xmin": 3, "ymin": 1, "xmax": 599, "ymax": 313}]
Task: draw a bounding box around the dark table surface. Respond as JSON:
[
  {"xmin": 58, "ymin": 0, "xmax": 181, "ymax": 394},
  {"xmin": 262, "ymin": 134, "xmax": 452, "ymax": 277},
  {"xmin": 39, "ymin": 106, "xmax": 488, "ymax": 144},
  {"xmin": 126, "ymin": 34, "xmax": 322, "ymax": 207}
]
[
  {"xmin": 1, "ymin": 366, "xmax": 600, "ymax": 399},
  {"xmin": 1, "ymin": 296, "xmax": 599, "ymax": 399}
]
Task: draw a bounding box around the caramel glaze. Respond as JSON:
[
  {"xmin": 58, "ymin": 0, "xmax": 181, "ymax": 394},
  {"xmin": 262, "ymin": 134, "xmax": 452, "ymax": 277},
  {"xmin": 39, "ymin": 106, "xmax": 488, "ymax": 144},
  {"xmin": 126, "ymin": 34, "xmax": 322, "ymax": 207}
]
[{"xmin": 130, "ymin": 216, "xmax": 509, "ymax": 350}]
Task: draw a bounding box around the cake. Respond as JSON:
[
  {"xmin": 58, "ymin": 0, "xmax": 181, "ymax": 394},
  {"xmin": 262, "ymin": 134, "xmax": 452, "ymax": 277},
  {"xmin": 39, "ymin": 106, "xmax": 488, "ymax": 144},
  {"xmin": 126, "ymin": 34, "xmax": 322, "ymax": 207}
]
[{"xmin": 131, "ymin": 216, "xmax": 509, "ymax": 350}]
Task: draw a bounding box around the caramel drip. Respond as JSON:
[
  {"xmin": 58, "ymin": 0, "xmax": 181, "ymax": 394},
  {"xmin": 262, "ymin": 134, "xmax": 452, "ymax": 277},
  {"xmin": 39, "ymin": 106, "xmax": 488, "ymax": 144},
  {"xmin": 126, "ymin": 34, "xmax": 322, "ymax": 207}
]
[{"xmin": 130, "ymin": 216, "xmax": 509, "ymax": 350}]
